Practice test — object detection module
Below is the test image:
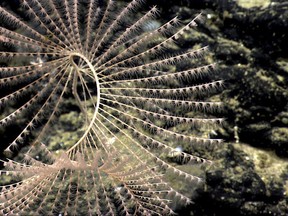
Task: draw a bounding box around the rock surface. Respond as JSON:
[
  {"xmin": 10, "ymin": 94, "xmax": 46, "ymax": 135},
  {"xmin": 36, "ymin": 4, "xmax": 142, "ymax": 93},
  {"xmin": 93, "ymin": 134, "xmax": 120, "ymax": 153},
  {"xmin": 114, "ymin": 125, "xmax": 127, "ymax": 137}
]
[{"xmin": 150, "ymin": 0, "xmax": 288, "ymax": 215}]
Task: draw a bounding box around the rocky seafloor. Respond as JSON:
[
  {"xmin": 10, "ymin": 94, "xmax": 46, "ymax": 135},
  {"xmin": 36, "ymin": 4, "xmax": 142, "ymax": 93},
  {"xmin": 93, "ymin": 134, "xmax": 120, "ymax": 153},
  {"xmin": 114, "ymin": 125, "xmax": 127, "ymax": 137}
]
[{"xmin": 151, "ymin": 0, "xmax": 288, "ymax": 215}]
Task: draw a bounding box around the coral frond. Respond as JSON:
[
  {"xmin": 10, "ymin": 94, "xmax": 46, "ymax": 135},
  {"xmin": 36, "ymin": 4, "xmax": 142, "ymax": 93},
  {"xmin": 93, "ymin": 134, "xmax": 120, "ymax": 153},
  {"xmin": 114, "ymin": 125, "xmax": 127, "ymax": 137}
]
[{"xmin": 0, "ymin": 0, "xmax": 223, "ymax": 214}]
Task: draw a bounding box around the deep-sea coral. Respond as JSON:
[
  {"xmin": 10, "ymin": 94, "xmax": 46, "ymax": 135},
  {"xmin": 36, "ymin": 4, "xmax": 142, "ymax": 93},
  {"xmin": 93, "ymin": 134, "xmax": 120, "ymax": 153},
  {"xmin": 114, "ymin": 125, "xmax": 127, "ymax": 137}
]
[{"xmin": 0, "ymin": 0, "xmax": 223, "ymax": 214}]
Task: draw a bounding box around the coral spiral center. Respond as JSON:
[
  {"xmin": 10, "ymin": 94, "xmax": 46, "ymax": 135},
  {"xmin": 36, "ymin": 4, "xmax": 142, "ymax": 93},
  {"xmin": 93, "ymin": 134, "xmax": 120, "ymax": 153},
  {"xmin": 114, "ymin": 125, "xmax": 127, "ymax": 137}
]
[{"xmin": 67, "ymin": 52, "xmax": 101, "ymax": 151}]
